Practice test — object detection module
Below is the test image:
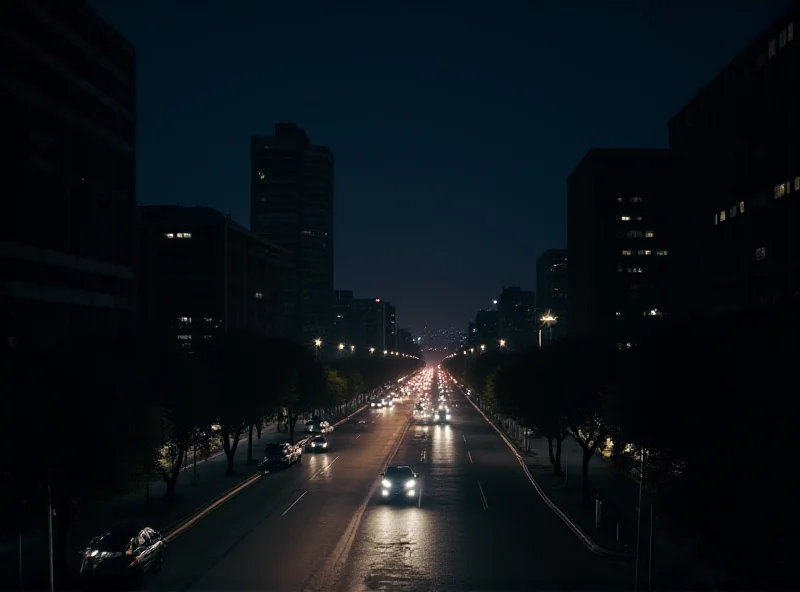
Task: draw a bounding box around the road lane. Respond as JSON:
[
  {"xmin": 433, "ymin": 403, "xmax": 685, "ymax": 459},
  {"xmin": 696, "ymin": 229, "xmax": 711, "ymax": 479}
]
[
  {"xmin": 145, "ymin": 401, "xmax": 411, "ymax": 592},
  {"xmin": 339, "ymin": 377, "xmax": 635, "ymax": 591}
]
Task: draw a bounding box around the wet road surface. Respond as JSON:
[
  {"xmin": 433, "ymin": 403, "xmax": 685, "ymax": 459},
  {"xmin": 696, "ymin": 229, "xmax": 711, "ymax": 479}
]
[{"xmin": 143, "ymin": 379, "xmax": 633, "ymax": 591}]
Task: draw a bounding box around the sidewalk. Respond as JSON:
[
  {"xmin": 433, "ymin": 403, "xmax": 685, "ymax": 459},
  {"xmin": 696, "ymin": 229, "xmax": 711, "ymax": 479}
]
[{"xmin": 480, "ymin": 405, "xmax": 725, "ymax": 590}]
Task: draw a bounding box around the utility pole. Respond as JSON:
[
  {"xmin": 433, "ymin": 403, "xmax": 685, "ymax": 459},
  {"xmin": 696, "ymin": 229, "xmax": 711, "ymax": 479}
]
[{"xmin": 47, "ymin": 472, "xmax": 54, "ymax": 592}]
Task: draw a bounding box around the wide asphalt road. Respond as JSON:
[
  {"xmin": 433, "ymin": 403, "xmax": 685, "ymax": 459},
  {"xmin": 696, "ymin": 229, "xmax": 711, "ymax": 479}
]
[{"xmin": 144, "ymin": 371, "xmax": 633, "ymax": 591}]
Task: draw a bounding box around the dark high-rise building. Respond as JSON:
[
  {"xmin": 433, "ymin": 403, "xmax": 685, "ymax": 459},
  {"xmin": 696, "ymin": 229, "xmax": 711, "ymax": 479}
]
[
  {"xmin": 669, "ymin": 4, "xmax": 800, "ymax": 318},
  {"xmin": 1, "ymin": 0, "xmax": 136, "ymax": 349},
  {"xmin": 536, "ymin": 249, "xmax": 568, "ymax": 342},
  {"xmin": 473, "ymin": 309, "xmax": 499, "ymax": 350},
  {"xmin": 136, "ymin": 206, "xmax": 284, "ymax": 349},
  {"xmin": 331, "ymin": 291, "xmax": 396, "ymax": 354},
  {"xmin": 396, "ymin": 328, "xmax": 420, "ymax": 357},
  {"xmin": 497, "ymin": 287, "xmax": 536, "ymax": 350},
  {"xmin": 567, "ymin": 149, "xmax": 671, "ymax": 346},
  {"xmin": 250, "ymin": 123, "xmax": 334, "ymax": 346}
]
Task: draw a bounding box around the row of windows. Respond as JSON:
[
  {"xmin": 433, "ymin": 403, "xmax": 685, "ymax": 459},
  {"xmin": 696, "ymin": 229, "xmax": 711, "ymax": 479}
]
[
  {"xmin": 768, "ymin": 22, "xmax": 794, "ymax": 58},
  {"xmin": 617, "ymin": 214, "xmax": 643, "ymax": 221},
  {"xmin": 715, "ymin": 175, "xmax": 800, "ymax": 225},
  {"xmin": 618, "ymin": 230, "xmax": 656, "ymax": 239},
  {"xmin": 616, "ymin": 197, "xmax": 644, "ymax": 203},
  {"xmin": 621, "ymin": 249, "xmax": 668, "ymax": 256},
  {"xmin": 164, "ymin": 232, "xmax": 192, "ymax": 239}
]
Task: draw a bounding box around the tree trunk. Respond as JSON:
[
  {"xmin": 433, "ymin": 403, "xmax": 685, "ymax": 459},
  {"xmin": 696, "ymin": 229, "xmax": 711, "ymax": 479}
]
[
  {"xmin": 554, "ymin": 435, "xmax": 564, "ymax": 476},
  {"xmin": 222, "ymin": 430, "xmax": 241, "ymax": 475},
  {"xmin": 164, "ymin": 447, "xmax": 186, "ymax": 499},
  {"xmin": 547, "ymin": 436, "xmax": 557, "ymax": 466},
  {"xmin": 247, "ymin": 424, "xmax": 254, "ymax": 464},
  {"xmin": 580, "ymin": 444, "xmax": 595, "ymax": 506},
  {"xmin": 257, "ymin": 422, "xmax": 262, "ymax": 439}
]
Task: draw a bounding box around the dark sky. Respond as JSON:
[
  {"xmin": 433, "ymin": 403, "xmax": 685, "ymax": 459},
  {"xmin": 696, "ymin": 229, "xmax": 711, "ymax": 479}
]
[{"xmin": 90, "ymin": 0, "xmax": 790, "ymax": 336}]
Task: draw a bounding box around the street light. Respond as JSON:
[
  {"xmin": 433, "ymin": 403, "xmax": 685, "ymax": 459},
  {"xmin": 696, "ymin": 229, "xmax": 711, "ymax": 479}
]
[
  {"xmin": 384, "ymin": 350, "xmax": 388, "ymax": 355},
  {"xmin": 480, "ymin": 344, "xmax": 485, "ymax": 352},
  {"xmin": 369, "ymin": 347, "xmax": 375, "ymax": 354},
  {"xmin": 538, "ymin": 311, "xmax": 557, "ymax": 348},
  {"xmin": 338, "ymin": 343, "xmax": 345, "ymax": 351},
  {"xmin": 499, "ymin": 339, "xmax": 506, "ymax": 348},
  {"xmin": 350, "ymin": 345, "xmax": 355, "ymax": 353},
  {"xmin": 313, "ymin": 338, "xmax": 322, "ymax": 358}
]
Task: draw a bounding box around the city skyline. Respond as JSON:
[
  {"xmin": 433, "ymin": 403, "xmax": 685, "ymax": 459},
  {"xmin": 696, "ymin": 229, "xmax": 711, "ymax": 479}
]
[{"xmin": 87, "ymin": 0, "xmax": 792, "ymax": 334}]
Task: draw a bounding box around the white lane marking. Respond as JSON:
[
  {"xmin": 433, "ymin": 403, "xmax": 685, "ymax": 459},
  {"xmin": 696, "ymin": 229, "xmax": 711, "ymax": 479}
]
[
  {"xmin": 463, "ymin": 434, "xmax": 467, "ymax": 443},
  {"xmin": 477, "ymin": 481, "xmax": 489, "ymax": 510},
  {"xmin": 309, "ymin": 455, "xmax": 340, "ymax": 480},
  {"xmin": 281, "ymin": 490, "xmax": 308, "ymax": 516},
  {"xmin": 356, "ymin": 434, "xmax": 361, "ymax": 439},
  {"xmin": 467, "ymin": 450, "xmax": 473, "ymax": 464}
]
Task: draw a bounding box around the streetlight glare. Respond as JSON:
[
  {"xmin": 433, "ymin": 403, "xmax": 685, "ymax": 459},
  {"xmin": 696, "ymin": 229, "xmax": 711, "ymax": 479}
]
[
  {"xmin": 499, "ymin": 339, "xmax": 506, "ymax": 347},
  {"xmin": 313, "ymin": 338, "xmax": 322, "ymax": 347},
  {"xmin": 338, "ymin": 343, "xmax": 345, "ymax": 350}
]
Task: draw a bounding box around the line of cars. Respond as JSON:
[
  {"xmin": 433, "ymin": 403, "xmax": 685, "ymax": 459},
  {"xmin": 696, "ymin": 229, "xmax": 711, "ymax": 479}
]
[{"xmin": 78, "ymin": 375, "xmax": 425, "ymax": 585}]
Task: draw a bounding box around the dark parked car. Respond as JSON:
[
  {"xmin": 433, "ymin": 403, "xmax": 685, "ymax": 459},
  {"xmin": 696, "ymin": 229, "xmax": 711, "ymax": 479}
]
[
  {"xmin": 260, "ymin": 441, "xmax": 303, "ymax": 472},
  {"xmin": 79, "ymin": 526, "xmax": 165, "ymax": 582}
]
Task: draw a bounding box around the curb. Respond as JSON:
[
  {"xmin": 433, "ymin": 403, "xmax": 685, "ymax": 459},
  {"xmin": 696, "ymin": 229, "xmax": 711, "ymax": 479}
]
[
  {"xmin": 457, "ymin": 384, "xmax": 633, "ymax": 560},
  {"xmin": 162, "ymin": 402, "xmax": 369, "ymax": 543}
]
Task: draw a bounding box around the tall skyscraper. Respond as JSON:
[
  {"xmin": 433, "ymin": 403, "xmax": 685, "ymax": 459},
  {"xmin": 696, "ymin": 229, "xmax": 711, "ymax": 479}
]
[
  {"xmin": 567, "ymin": 149, "xmax": 671, "ymax": 346},
  {"xmin": 250, "ymin": 123, "xmax": 334, "ymax": 344},
  {"xmin": 1, "ymin": 0, "xmax": 136, "ymax": 349}
]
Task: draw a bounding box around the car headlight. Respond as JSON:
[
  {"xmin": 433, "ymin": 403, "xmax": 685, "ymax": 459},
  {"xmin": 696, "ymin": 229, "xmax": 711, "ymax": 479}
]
[
  {"xmin": 311, "ymin": 442, "xmax": 316, "ymax": 447},
  {"xmin": 405, "ymin": 479, "xmax": 415, "ymax": 488},
  {"xmin": 382, "ymin": 479, "xmax": 391, "ymax": 488},
  {"xmin": 322, "ymin": 442, "xmax": 327, "ymax": 447},
  {"xmin": 446, "ymin": 415, "xmax": 451, "ymax": 420}
]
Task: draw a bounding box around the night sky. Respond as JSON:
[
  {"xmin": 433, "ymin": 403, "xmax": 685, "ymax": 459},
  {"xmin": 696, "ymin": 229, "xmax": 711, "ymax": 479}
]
[{"xmin": 90, "ymin": 0, "xmax": 790, "ymax": 335}]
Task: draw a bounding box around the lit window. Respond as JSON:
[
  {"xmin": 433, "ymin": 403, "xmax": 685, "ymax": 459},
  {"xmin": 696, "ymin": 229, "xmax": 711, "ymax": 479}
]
[
  {"xmin": 739, "ymin": 201, "xmax": 745, "ymax": 213},
  {"xmin": 769, "ymin": 39, "xmax": 776, "ymax": 58},
  {"xmin": 719, "ymin": 210, "xmax": 726, "ymax": 222},
  {"xmin": 637, "ymin": 250, "xmax": 651, "ymax": 256},
  {"xmin": 645, "ymin": 231, "xmax": 654, "ymax": 238},
  {"xmin": 178, "ymin": 317, "xmax": 192, "ymax": 323},
  {"xmin": 631, "ymin": 197, "xmax": 643, "ymax": 203},
  {"xmin": 780, "ymin": 29, "xmax": 787, "ymax": 48},
  {"xmin": 714, "ymin": 213, "xmax": 719, "ymax": 225},
  {"xmin": 627, "ymin": 230, "xmax": 643, "ymax": 238},
  {"xmin": 257, "ymin": 170, "xmax": 265, "ymax": 180},
  {"xmin": 795, "ymin": 177, "xmax": 800, "ymax": 191},
  {"xmin": 617, "ymin": 197, "xmax": 623, "ymax": 203},
  {"xmin": 619, "ymin": 215, "xmax": 631, "ymax": 221},
  {"xmin": 635, "ymin": 216, "xmax": 643, "ymax": 221},
  {"xmin": 755, "ymin": 247, "xmax": 766, "ymax": 261},
  {"xmin": 775, "ymin": 183, "xmax": 787, "ymax": 198},
  {"xmin": 615, "ymin": 311, "xmax": 621, "ymax": 316},
  {"xmin": 627, "ymin": 267, "xmax": 643, "ymax": 273},
  {"xmin": 617, "ymin": 263, "xmax": 623, "ymax": 272},
  {"xmin": 177, "ymin": 335, "xmax": 191, "ymax": 340},
  {"xmin": 255, "ymin": 292, "xmax": 264, "ymax": 299},
  {"xmin": 790, "ymin": 22, "xmax": 794, "ymax": 42},
  {"xmin": 176, "ymin": 232, "xmax": 192, "ymax": 239},
  {"xmin": 729, "ymin": 206, "xmax": 737, "ymax": 218},
  {"xmin": 621, "ymin": 249, "xmax": 632, "ymax": 256},
  {"xmin": 656, "ymin": 249, "xmax": 668, "ymax": 256}
]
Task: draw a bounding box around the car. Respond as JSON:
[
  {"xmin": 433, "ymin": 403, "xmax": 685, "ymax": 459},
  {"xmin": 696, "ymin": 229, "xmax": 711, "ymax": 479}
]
[
  {"xmin": 380, "ymin": 466, "xmax": 419, "ymax": 502},
  {"xmin": 260, "ymin": 441, "xmax": 302, "ymax": 472},
  {"xmin": 79, "ymin": 526, "xmax": 165, "ymax": 582},
  {"xmin": 307, "ymin": 435, "xmax": 328, "ymax": 451},
  {"xmin": 434, "ymin": 408, "xmax": 451, "ymax": 424}
]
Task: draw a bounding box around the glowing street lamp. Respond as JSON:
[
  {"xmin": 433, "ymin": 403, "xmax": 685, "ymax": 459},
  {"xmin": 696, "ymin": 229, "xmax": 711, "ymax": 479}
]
[
  {"xmin": 313, "ymin": 338, "xmax": 322, "ymax": 358},
  {"xmin": 338, "ymin": 343, "xmax": 345, "ymax": 351},
  {"xmin": 350, "ymin": 345, "xmax": 355, "ymax": 353},
  {"xmin": 480, "ymin": 344, "xmax": 486, "ymax": 352},
  {"xmin": 384, "ymin": 350, "xmax": 388, "ymax": 355},
  {"xmin": 499, "ymin": 339, "xmax": 506, "ymax": 348},
  {"xmin": 538, "ymin": 311, "xmax": 558, "ymax": 348},
  {"xmin": 369, "ymin": 347, "xmax": 375, "ymax": 354}
]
